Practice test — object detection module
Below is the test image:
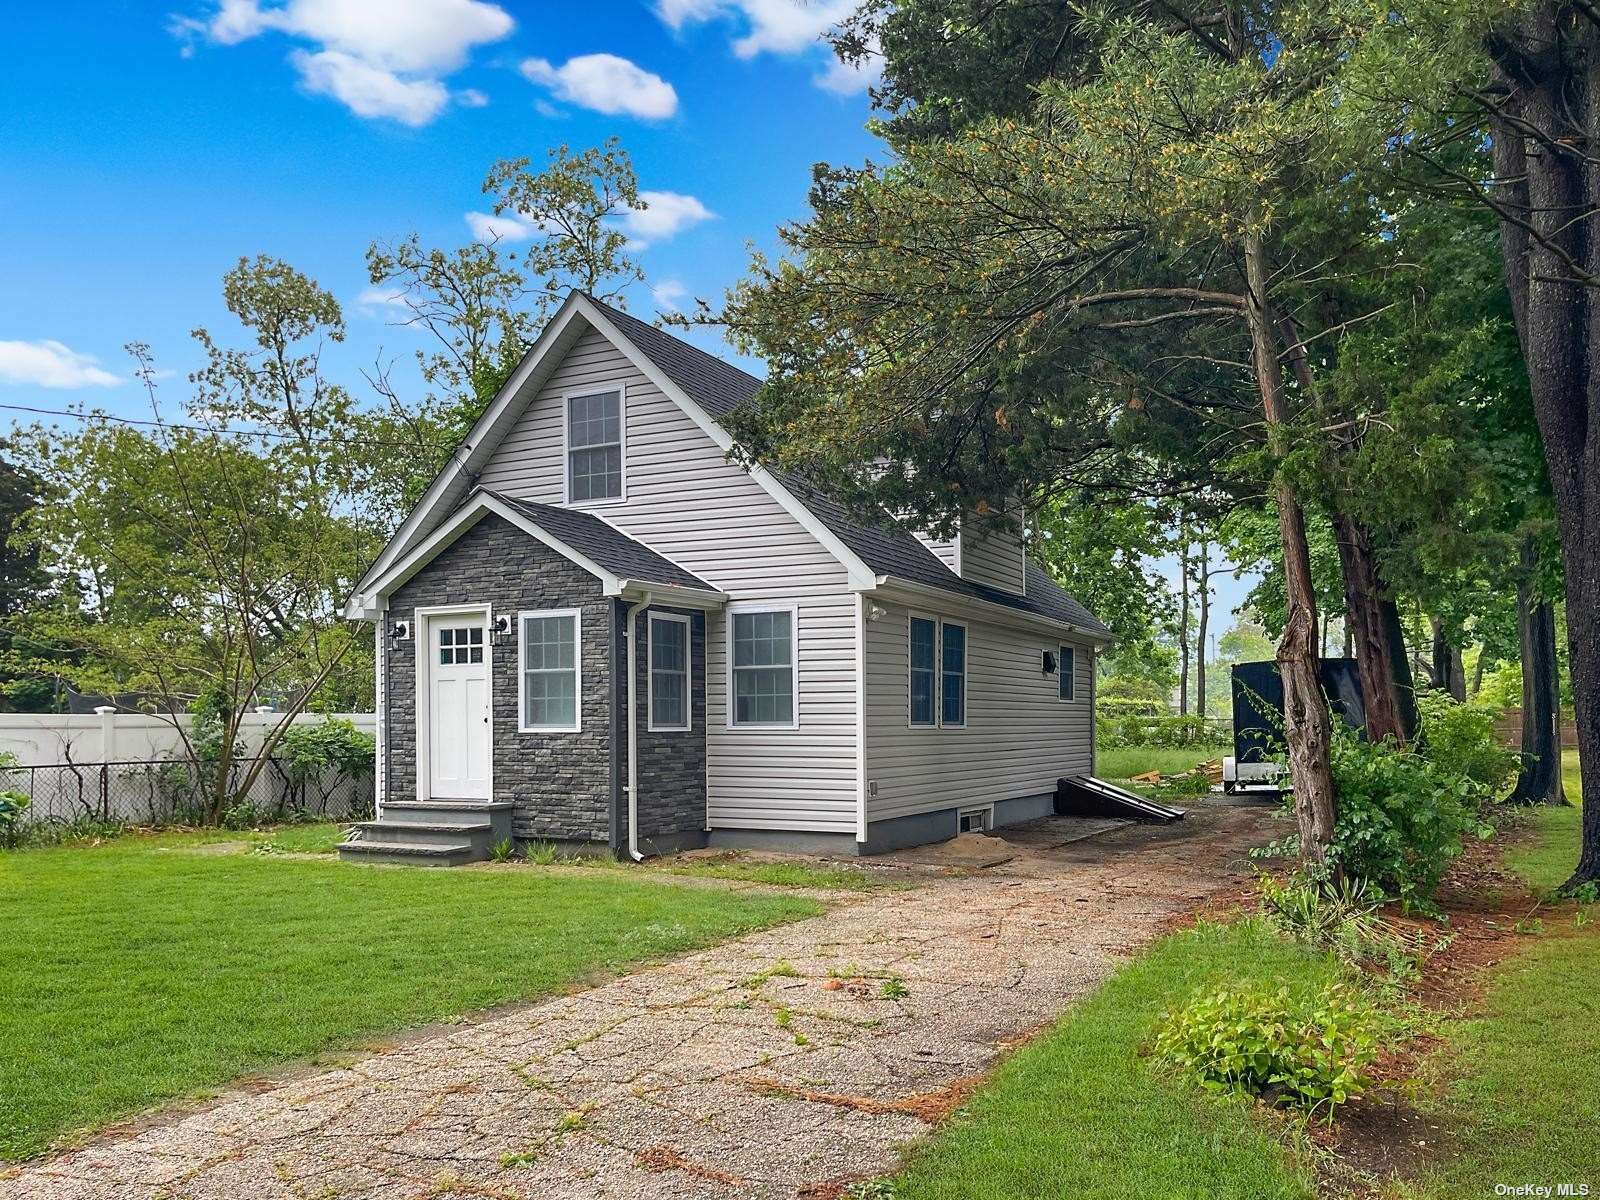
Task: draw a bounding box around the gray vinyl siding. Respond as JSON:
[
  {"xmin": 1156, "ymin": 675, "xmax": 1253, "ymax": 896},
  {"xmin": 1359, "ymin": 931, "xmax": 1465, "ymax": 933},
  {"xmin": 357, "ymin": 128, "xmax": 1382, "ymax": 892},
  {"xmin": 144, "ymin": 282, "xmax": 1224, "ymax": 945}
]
[
  {"xmin": 911, "ymin": 529, "xmax": 960, "ymax": 573},
  {"xmin": 959, "ymin": 524, "xmax": 1026, "ymax": 594},
  {"xmin": 863, "ymin": 601, "xmax": 1093, "ymax": 822},
  {"xmin": 478, "ymin": 325, "xmax": 859, "ymax": 835}
]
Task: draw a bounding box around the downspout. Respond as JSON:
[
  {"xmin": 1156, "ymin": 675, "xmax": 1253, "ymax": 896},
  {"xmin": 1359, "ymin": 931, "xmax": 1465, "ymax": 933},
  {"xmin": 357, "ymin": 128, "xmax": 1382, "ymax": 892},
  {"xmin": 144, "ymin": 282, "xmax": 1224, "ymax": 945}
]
[{"xmin": 623, "ymin": 591, "xmax": 653, "ymax": 861}]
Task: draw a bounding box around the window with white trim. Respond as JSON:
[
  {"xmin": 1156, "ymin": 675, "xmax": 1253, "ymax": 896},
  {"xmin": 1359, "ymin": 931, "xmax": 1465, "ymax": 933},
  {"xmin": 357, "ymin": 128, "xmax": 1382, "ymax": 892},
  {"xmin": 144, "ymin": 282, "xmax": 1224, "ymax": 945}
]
[
  {"xmin": 731, "ymin": 608, "xmax": 795, "ymax": 726},
  {"xmin": 909, "ymin": 615, "xmax": 937, "ymax": 726},
  {"xmin": 941, "ymin": 620, "xmax": 967, "ymax": 726},
  {"xmin": 648, "ymin": 613, "xmax": 690, "ymax": 731},
  {"xmin": 1059, "ymin": 645, "xmax": 1076, "ymax": 701},
  {"xmin": 566, "ymin": 389, "xmax": 622, "ymax": 501},
  {"xmin": 519, "ymin": 610, "xmax": 580, "ymax": 731}
]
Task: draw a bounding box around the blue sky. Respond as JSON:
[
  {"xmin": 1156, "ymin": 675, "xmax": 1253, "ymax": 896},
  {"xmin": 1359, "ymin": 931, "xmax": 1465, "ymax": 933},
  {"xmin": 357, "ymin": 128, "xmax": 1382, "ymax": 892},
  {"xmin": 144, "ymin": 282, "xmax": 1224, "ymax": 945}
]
[
  {"xmin": 2, "ymin": 0, "xmax": 878, "ymax": 405},
  {"xmin": 0, "ymin": 0, "xmax": 1255, "ymax": 629}
]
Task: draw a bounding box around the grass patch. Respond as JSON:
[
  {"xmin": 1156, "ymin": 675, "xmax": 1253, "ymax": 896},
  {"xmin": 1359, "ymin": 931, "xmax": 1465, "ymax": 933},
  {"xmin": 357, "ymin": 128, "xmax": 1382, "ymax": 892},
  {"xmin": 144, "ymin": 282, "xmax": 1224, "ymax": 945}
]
[
  {"xmin": 1097, "ymin": 745, "xmax": 1224, "ymax": 782},
  {"xmin": 1504, "ymin": 748, "xmax": 1584, "ymax": 893},
  {"xmin": 1402, "ymin": 747, "xmax": 1599, "ymax": 1195},
  {"xmin": 0, "ymin": 838, "xmax": 820, "ymax": 1160},
  {"xmin": 888, "ymin": 919, "xmax": 1329, "ymax": 1200},
  {"xmin": 659, "ymin": 852, "xmax": 907, "ymax": 892}
]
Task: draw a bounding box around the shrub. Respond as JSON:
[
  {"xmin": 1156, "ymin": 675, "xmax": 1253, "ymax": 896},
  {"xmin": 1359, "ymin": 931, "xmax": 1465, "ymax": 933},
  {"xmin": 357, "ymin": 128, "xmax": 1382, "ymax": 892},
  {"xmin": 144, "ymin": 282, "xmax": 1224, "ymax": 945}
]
[
  {"xmin": 1098, "ymin": 713, "xmax": 1230, "ymax": 750},
  {"xmin": 1327, "ymin": 725, "xmax": 1491, "ymax": 910},
  {"xmin": 1415, "ymin": 691, "xmax": 1518, "ymax": 798},
  {"xmin": 1153, "ymin": 981, "xmax": 1381, "ymax": 1118},
  {"xmin": 1258, "ymin": 872, "xmax": 1429, "ymax": 978},
  {"xmin": 279, "ymin": 718, "xmax": 376, "ymax": 777}
]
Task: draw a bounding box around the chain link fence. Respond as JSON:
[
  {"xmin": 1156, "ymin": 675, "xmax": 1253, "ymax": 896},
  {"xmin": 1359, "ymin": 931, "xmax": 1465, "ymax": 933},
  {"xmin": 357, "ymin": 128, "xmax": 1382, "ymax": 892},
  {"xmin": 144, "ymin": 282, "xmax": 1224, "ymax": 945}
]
[{"xmin": 2, "ymin": 758, "xmax": 375, "ymax": 829}]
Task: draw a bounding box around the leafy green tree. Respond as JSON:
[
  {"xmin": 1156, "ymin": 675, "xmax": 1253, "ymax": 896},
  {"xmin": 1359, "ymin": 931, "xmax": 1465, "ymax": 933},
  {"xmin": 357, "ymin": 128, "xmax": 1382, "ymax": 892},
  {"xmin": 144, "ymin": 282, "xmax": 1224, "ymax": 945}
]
[
  {"xmin": 16, "ymin": 260, "xmax": 381, "ymax": 820},
  {"xmin": 366, "ymin": 140, "xmax": 647, "ymax": 490}
]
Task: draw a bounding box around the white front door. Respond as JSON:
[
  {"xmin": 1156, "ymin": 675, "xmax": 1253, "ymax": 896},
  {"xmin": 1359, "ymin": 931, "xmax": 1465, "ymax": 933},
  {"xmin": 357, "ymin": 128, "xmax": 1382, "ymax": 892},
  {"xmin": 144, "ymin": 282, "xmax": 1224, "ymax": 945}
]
[{"xmin": 427, "ymin": 615, "xmax": 491, "ymax": 799}]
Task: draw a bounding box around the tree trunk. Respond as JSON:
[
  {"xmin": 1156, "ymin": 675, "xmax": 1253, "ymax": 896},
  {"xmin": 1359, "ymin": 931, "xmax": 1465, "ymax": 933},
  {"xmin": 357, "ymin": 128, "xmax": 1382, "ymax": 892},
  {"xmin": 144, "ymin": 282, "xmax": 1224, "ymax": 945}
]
[
  {"xmin": 1196, "ymin": 541, "xmax": 1210, "ymax": 720},
  {"xmin": 1243, "ymin": 231, "xmax": 1337, "ymax": 866},
  {"xmin": 1487, "ymin": 15, "xmax": 1600, "ymax": 885},
  {"xmin": 1382, "ymin": 597, "xmax": 1420, "ymax": 738},
  {"xmin": 1178, "ymin": 528, "xmax": 1191, "ymax": 716},
  {"xmin": 1430, "ymin": 617, "xmax": 1467, "ymax": 701},
  {"xmin": 1511, "ymin": 539, "xmax": 1567, "ymax": 804},
  {"xmin": 1332, "ymin": 510, "xmax": 1411, "ymax": 746}
]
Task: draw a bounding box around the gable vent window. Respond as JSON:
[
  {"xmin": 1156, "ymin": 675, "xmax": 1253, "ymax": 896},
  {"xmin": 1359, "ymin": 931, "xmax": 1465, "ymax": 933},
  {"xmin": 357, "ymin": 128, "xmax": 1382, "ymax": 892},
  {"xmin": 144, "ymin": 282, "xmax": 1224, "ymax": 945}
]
[{"xmin": 567, "ymin": 389, "xmax": 623, "ymax": 501}]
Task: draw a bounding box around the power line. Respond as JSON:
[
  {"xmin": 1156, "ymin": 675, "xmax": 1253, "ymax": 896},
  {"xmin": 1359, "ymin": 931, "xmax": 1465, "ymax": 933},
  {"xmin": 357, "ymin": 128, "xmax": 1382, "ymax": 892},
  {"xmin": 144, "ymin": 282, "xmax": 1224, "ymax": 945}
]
[{"xmin": 0, "ymin": 401, "xmax": 433, "ymax": 451}]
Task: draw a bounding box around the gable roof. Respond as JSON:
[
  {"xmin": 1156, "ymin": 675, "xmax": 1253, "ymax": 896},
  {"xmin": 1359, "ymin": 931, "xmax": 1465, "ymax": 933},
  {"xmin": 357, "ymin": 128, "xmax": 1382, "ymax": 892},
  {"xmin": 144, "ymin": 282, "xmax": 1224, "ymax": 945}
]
[
  {"xmin": 348, "ymin": 289, "xmax": 1108, "ymax": 639},
  {"xmin": 586, "ymin": 297, "xmax": 1111, "ymax": 638},
  {"xmin": 488, "ymin": 493, "xmax": 711, "ymax": 591},
  {"xmin": 363, "ymin": 490, "xmax": 721, "ymax": 607}
]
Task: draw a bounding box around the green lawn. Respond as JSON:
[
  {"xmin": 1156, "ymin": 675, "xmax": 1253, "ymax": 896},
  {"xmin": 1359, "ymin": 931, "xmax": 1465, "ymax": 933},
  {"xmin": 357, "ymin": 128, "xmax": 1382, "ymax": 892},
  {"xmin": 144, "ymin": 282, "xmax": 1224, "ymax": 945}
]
[
  {"xmin": 889, "ymin": 919, "xmax": 1328, "ymax": 1200},
  {"xmin": 0, "ymin": 836, "xmax": 821, "ymax": 1160},
  {"xmin": 1401, "ymin": 748, "xmax": 1599, "ymax": 1197},
  {"xmin": 1097, "ymin": 745, "xmax": 1225, "ymax": 781}
]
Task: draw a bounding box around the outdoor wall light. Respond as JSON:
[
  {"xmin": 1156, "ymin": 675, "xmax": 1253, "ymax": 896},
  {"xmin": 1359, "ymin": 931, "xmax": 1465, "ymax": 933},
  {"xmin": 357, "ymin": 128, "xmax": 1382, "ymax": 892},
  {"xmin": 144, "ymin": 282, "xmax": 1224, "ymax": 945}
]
[
  {"xmin": 1042, "ymin": 649, "xmax": 1058, "ymax": 675},
  {"xmin": 491, "ymin": 614, "xmax": 514, "ymax": 643},
  {"xmin": 389, "ymin": 620, "xmax": 412, "ymax": 643}
]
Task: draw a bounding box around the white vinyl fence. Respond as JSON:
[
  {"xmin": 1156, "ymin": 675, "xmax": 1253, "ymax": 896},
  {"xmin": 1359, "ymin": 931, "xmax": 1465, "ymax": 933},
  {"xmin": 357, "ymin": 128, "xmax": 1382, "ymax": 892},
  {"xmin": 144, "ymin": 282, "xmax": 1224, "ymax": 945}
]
[{"xmin": 0, "ymin": 711, "xmax": 376, "ymax": 828}]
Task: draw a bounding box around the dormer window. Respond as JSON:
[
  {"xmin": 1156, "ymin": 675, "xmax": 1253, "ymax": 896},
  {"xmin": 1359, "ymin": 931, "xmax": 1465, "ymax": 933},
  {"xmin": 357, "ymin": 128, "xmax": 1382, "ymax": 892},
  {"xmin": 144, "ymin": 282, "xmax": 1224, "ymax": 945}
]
[{"xmin": 566, "ymin": 388, "xmax": 623, "ymax": 502}]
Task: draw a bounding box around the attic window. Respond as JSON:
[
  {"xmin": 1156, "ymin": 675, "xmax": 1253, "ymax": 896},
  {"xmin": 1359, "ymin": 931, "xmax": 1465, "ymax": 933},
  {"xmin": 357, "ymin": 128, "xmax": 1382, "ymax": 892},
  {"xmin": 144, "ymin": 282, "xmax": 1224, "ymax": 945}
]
[{"xmin": 567, "ymin": 389, "xmax": 623, "ymax": 502}]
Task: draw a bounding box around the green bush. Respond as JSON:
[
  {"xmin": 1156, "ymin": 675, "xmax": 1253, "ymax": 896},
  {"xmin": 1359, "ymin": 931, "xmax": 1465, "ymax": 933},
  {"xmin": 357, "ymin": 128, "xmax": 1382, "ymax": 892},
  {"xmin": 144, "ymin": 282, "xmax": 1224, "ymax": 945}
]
[
  {"xmin": 279, "ymin": 718, "xmax": 376, "ymax": 776},
  {"xmin": 1258, "ymin": 872, "xmax": 1427, "ymax": 978},
  {"xmin": 1153, "ymin": 981, "xmax": 1381, "ymax": 1118},
  {"xmin": 1415, "ymin": 691, "xmax": 1518, "ymax": 798},
  {"xmin": 1098, "ymin": 713, "xmax": 1230, "ymax": 749},
  {"xmin": 1327, "ymin": 725, "xmax": 1490, "ymax": 910}
]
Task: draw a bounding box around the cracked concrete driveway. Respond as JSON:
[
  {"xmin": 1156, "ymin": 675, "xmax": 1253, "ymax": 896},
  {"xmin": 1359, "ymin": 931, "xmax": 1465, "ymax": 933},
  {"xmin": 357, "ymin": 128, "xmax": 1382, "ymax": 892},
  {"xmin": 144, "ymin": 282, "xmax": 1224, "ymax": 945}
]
[{"xmin": 5, "ymin": 800, "xmax": 1275, "ymax": 1200}]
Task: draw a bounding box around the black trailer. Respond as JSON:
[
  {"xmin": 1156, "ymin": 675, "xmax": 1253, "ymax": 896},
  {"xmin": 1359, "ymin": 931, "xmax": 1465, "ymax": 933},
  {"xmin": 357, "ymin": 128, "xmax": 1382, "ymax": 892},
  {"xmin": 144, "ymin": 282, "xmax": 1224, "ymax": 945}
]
[{"xmin": 1225, "ymin": 658, "xmax": 1366, "ymax": 791}]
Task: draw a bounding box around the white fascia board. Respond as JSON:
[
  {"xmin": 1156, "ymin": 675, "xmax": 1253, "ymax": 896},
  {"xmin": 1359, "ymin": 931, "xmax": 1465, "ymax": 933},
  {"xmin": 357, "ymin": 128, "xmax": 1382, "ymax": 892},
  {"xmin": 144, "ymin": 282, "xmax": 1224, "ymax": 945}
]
[
  {"xmin": 864, "ymin": 576, "xmax": 1116, "ymax": 645},
  {"xmin": 610, "ymin": 580, "xmax": 728, "ymax": 610},
  {"xmin": 363, "ymin": 492, "xmax": 624, "ymax": 603},
  {"xmin": 573, "ymin": 296, "xmax": 880, "ymax": 591},
  {"xmin": 347, "ymin": 295, "xmax": 592, "ymax": 609}
]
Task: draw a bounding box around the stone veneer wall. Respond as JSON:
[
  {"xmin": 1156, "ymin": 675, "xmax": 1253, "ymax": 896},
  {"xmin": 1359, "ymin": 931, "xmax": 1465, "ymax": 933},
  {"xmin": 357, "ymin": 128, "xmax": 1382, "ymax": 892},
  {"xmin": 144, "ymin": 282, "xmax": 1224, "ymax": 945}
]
[
  {"xmin": 624, "ymin": 606, "xmax": 709, "ymax": 852},
  {"xmin": 384, "ymin": 515, "xmax": 614, "ymax": 843}
]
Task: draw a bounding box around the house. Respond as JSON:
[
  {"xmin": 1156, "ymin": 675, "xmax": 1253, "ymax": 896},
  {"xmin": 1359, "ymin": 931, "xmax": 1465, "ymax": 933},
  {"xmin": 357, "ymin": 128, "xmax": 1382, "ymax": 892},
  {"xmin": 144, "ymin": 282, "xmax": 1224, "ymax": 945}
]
[{"xmin": 340, "ymin": 291, "xmax": 1112, "ymax": 865}]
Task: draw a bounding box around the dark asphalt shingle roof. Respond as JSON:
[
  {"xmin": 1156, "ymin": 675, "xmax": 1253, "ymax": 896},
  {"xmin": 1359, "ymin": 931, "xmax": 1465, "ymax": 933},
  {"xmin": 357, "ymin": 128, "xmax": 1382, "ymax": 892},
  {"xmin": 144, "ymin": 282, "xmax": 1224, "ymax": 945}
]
[
  {"xmin": 587, "ymin": 296, "xmax": 1110, "ymax": 637},
  {"xmin": 488, "ymin": 492, "xmax": 714, "ymax": 592}
]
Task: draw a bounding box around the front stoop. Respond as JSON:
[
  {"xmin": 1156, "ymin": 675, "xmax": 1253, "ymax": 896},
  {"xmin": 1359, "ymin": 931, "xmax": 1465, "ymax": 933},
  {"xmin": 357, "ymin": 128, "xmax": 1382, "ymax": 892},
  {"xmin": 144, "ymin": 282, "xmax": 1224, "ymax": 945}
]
[{"xmin": 337, "ymin": 800, "xmax": 513, "ymax": 867}]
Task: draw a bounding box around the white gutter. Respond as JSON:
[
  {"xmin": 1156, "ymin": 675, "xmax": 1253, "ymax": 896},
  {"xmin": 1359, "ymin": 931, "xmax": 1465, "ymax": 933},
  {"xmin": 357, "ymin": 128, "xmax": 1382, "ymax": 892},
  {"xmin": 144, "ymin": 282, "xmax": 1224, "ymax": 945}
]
[
  {"xmin": 862, "ymin": 575, "xmax": 1116, "ymax": 646},
  {"xmin": 622, "ymin": 591, "xmax": 654, "ymax": 862}
]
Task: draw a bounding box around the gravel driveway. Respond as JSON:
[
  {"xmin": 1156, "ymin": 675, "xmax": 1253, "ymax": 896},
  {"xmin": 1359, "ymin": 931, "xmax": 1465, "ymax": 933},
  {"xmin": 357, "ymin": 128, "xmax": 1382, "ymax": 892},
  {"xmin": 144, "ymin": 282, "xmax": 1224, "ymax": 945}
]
[{"xmin": 5, "ymin": 801, "xmax": 1273, "ymax": 1200}]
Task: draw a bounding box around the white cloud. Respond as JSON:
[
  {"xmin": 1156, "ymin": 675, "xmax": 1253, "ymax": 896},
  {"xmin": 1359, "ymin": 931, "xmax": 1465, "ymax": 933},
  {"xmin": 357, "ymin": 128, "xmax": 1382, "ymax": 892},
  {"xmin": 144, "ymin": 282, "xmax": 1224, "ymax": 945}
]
[
  {"xmin": 356, "ymin": 285, "xmax": 412, "ymax": 315},
  {"xmin": 654, "ymin": 0, "xmax": 722, "ymax": 29},
  {"xmin": 650, "ymin": 279, "xmax": 690, "ymax": 313},
  {"xmin": 0, "ymin": 340, "xmax": 121, "ymax": 389},
  {"xmin": 178, "ymin": 0, "xmax": 512, "ymax": 124},
  {"xmin": 618, "ymin": 191, "xmax": 715, "ymax": 248},
  {"xmin": 290, "ymin": 49, "xmax": 450, "ymax": 125},
  {"xmin": 520, "ymin": 54, "xmax": 678, "ymax": 120},
  {"xmin": 466, "ymin": 190, "xmax": 713, "ymax": 249},
  {"xmin": 657, "ymin": 0, "xmax": 855, "ymax": 56},
  {"xmin": 654, "ymin": 0, "xmax": 867, "ymax": 93}
]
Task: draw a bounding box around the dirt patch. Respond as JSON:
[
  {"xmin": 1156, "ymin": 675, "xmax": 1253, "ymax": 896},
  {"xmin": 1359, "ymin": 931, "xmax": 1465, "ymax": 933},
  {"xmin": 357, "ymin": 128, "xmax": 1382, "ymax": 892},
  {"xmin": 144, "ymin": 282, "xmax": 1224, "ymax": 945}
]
[
  {"xmin": 746, "ymin": 1073, "xmax": 986, "ymax": 1124},
  {"xmin": 634, "ymin": 1144, "xmax": 746, "ymax": 1189}
]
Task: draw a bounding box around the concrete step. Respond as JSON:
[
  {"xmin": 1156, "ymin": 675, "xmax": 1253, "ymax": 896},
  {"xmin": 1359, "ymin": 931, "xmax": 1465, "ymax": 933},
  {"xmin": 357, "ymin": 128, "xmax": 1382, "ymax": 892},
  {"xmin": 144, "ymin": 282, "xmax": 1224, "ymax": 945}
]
[
  {"xmin": 337, "ymin": 838, "xmax": 477, "ymax": 867},
  {"xmin": 378, "ymin": 801, "xmax": 513, "ymax": 829},
  {"xmin": 351, "ymin": 820, "xmax": 494, "ymax": 849}
]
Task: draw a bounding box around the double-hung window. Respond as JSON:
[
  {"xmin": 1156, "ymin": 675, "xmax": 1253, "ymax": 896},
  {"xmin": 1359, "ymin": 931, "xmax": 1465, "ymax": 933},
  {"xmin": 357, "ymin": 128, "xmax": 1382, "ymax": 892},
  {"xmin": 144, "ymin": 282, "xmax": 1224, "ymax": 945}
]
[
  {"xmin": 940, "ymin": 620, "xmax": 967, "ymax": 727},
  {"xmin": 730, "ymin": 607, "xmax": 796, "ymax": 727},
  {"xmin": 909, "ymin": 615, "xmax": 937, "ymax": 726},
  {"xmin": 648, "ymin": 613, "xmax": 690, "ymax": 731},
  {"xmin": 1058, "ymin": 645, "xmax": 1077, "ymax": 701},
  {"xmin": 519, "ymin": 609, "xmax": 581, "ymax": 732},
  {"xmin": 566, "ymin": 389, "xmax": 623, "ymax": 501}
]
